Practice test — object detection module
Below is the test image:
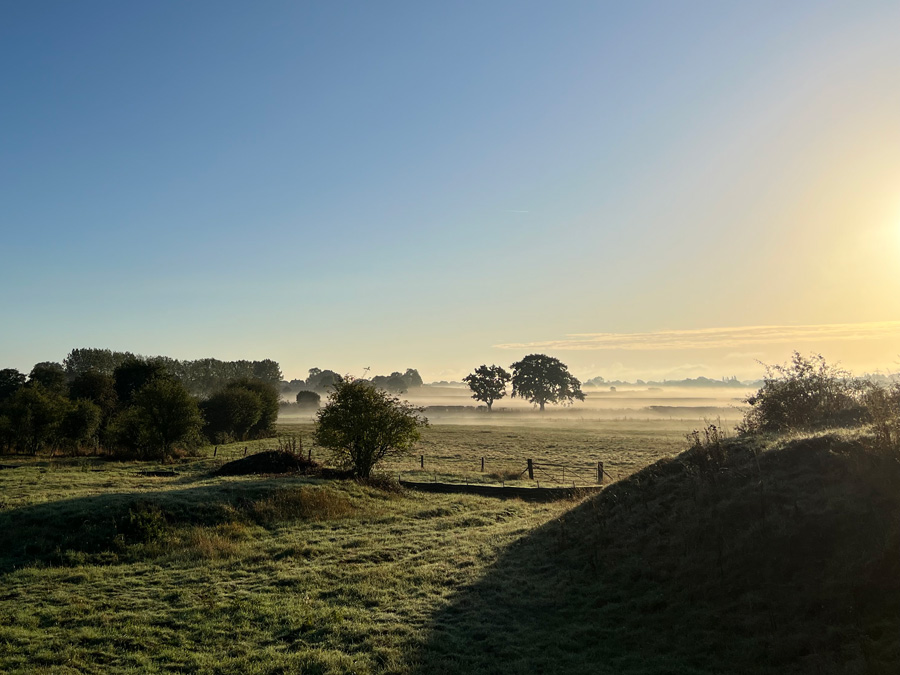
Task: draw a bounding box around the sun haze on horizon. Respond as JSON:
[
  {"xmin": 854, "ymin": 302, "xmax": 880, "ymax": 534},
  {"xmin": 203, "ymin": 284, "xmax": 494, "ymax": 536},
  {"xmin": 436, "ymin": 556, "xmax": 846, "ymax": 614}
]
[{"xmin": 1, "ymin": 2, "xmax": 899, "ymax": 382}]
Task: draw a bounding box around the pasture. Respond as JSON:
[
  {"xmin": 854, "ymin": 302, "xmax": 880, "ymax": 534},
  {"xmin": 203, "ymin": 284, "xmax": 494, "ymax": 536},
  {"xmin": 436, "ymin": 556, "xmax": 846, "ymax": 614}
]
[{"xmin": 0, "ymin": 408, "xmax": 730, "ymax": 674}]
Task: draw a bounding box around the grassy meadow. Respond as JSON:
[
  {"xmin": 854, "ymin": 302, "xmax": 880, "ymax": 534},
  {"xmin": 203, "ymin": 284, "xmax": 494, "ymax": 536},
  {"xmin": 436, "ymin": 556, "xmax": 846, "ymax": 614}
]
[
  {"xmin": 5, "ymin": 397, "xmax": 896, "ymax": 674},
  {"xmin": 0, "ymin": 416, "xmax": 695, "ymax": 674}
]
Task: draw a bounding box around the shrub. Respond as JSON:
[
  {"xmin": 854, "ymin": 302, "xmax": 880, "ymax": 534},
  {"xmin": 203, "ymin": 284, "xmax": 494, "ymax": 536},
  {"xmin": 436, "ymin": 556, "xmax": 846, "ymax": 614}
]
[
  {"xmin": 738, "ymin": 353, "xmax": 865, "ymax": 434},
  {"xmin": 863, "ymin": 383, "xmax": 900, "ymax": 453},
  {"xmin": 295, "ymin": 390, "xmax": 321, "ymax": 408},
  {"xmin": 314, "ymin": 377, "xmax": 427, "ymax": 478}
]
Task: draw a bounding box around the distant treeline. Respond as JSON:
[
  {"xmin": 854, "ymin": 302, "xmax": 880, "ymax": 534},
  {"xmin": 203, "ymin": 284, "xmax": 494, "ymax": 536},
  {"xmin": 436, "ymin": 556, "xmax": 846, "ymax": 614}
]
[
  {"xmin": 284, "ymin": 367, "xmax": 423, "ymax": 395},
  {"xmin": 65, "ymin": 348, "xmax": 281, "ymax": 397},
  {"xmin": 584, "ymin": 375, "xmax": 761, "ymax": 389}
]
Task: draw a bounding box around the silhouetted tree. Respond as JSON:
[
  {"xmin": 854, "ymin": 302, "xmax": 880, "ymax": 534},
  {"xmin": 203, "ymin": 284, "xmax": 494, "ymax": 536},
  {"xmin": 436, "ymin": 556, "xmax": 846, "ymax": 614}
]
[
  {"xmin": 295, "ymin": 390, "xmax": 321, "ymax": 408},
  {"xmin": 201, "ymin": 387, "xmax": 263, "ymax": 442},
  {"xmin": 225, "ymin": 378, "xmax": 279, "ymax": 438},
  {"xmin": 28, "ymin": 362, "xmax": 67, "ymax": 395},
  {"xmin": 510, "ymin": 354, "xmax": 585, "ymax": 411},
  {"xmin": 463, "ymin": 365, "xmax": 511, "ymax": 412},
  {"xmin": 114, "ymin": 358, "xmax": 168, "ymax": 406},
  {"xmin": 64, "ymin": 348, "xmax": 133, "ymax": 377},
  {"xmin": 0, "ymin": 368, "xmax": 25, "ymax": 403}
]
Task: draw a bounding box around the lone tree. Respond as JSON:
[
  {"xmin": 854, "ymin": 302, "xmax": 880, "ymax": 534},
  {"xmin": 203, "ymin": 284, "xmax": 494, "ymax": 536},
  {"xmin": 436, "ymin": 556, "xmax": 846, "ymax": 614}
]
[
  {"xmin": 314, "ymin": 377, "xmax": 427, "ymax": 478},
  {"xmin": 463, "ymin": 364, "xmax": 511, "ymax": 412},
  {"xmin": 510, "ymin": 354, "xmax": 585, "ymax": 411}
]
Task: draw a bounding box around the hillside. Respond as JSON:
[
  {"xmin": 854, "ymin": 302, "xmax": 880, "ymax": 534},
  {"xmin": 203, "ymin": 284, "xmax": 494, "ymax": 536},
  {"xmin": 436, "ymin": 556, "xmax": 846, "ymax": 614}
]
[{"xmin": 416, "ymin": 431, "xmax": 900, "ymax": 674}]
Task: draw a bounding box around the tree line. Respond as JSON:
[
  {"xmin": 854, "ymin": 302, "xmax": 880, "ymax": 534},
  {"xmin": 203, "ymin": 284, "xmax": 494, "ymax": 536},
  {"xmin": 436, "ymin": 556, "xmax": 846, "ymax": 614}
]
[
  {"xmin": 63, "ymin": 348, "xmax": 282, "ymax": 397},
  {"xmin": 287, "ymin": 367, "xmax": 423, "ymax": 402},
  {"xmin": 0, "ymin": 352, "xmax": 282, "ymax": 459}
]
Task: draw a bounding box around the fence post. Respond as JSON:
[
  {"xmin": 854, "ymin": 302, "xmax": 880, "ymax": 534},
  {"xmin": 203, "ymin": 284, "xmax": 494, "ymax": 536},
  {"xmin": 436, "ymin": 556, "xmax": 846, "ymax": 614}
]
[
  {"xmin": 420, "ymin": 454, "xmax": 424, "ymax": 469},
  {"xmin": 213, "ymin": 446, "xmax": 217, "ymax": 458},
  {"xmin": 597, "ymin": 461, "xmax": 604, "ymax": 484},
  {"xmin": 243, "ymin": 446, "xmax": 248, "ymax": 457},
  {"xmin": 527, "ymin": 459, "xmax": 534, "ymax": 480},
  {"xmin": 481, "ymin": 457, "xmax": 484, "ymax": 472},
  {"xmin": 308, "ymin": 447, "xmax": 312, "ymax": 462}
]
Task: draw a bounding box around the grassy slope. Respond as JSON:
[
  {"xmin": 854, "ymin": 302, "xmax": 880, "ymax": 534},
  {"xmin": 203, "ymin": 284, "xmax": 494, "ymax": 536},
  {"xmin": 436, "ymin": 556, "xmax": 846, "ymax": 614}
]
[{"xmin": 417, "ymin": 430, "xmax": 900, "ymax": 674}]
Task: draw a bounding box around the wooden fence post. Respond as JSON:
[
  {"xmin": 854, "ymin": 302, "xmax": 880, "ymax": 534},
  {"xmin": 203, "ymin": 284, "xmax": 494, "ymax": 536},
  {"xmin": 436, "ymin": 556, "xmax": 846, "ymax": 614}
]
[
  {"xmin": 597, "ymin": 461, "xmax": 604, "ymax": 484},
  {"xmin": 243, "ymin": 446, "xmax": 248, "ymax": 457},
  {"xmin": 481, "ymin": 457, "xmax": 484, "ymax": 472},
  {"xmin": 527, "ymin": 459, "xmax": 534, "ymax": 480},
  {"xmin": 213, "ymin": 446, "xmax": 217, "ymax": 458},
  {"xmin": 420, "ymin": 454, "xmax": 424, "ymax": 469}
]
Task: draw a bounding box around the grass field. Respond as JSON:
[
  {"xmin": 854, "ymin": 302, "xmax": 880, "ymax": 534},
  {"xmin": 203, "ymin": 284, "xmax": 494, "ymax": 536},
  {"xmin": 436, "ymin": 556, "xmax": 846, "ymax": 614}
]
[
  {"xmin": 13, "ymin": 415, "xmax": 892, "ymax": 674},
  {"xmin": 0, "ymin": 418, "xmax": 696, "ymax": 674}
]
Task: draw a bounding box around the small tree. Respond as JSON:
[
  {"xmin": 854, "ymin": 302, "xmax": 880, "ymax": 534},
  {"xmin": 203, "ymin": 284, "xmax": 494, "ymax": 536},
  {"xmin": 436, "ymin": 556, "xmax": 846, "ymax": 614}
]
[
  {"xmin": 296, "ymin": 390, "xmax": 321, "ymax": 408},
  {"xmin": 314, "ymin": 378, "xmax": 427, "ymax": 477},
  {"xmin": 201, "ymin": 387, "xmax": 263, "ymax": 442},
  {"xmin": 510, "ymin": 354, "xmax": 585, "ymax": 411},
  {"xmin": 129, "ymin": 379, "xmax": 203, "ymax": 460},
  {"xmin": 225, "ymin": 378, "xmax": 279, "ymax": 438},
  {"xmin": 463, "ymin": 364, "xmax": 511, "ymax": 412}
]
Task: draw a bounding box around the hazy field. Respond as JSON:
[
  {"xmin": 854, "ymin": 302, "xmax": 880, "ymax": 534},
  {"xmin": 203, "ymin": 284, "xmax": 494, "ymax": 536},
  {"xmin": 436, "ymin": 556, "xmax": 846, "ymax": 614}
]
[{"xmin": 278, "ymin": 385, "xmax": 748, "ymax": 486}]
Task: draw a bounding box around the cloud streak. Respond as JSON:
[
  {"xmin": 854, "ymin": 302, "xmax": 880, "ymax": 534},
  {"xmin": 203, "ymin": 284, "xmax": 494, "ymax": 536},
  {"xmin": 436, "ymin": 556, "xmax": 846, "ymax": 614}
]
[{"xmin": 494, "ymin": 321, "xmax": 900, "ymax": 351}]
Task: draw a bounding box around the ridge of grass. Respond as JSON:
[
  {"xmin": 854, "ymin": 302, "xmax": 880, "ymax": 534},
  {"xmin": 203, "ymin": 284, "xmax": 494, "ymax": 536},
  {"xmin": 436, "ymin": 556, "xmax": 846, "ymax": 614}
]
[{"xmin": 416, "ymin": 429, "xmax": 900, "ymax": 674}]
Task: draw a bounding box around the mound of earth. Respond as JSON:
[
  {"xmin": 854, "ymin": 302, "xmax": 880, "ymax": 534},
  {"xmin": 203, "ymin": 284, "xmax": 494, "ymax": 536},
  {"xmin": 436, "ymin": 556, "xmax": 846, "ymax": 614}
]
[
  {"xmin": 213, "ymin": 450, "xmax": 319, "ymax": 477},
  {"xmin": 418, "ymin": 431, "xmax": 900, "ymax": 674}
]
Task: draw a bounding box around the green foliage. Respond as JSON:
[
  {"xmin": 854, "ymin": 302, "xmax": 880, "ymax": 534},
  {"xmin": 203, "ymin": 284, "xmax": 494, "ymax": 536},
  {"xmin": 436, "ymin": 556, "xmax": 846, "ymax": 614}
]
[
  {"xmin": 862, "ymin": 382, "xmax": 900, "ymax": 454},
  {"xmin": 225, "ymin": 378, "xmax": 279, "ymax": 438},
  {"xmin": 58, "ymin": 399, "xmax": 102, "ymax": 451},
  {"xmin": 28, "ymin": 361, "xmax": 67, "ymax": 395},
  {"xmin": 0, "ymin": 368, "xmax": 26, "ymax": 402},
  {"xmin": 739, "ymin": 352, "xmax": 865, "ymax": 434},
  {"xmin": 68, "ymin": 370, "xmax": 118, "ymax": 421},
  {"xmin": 65, "ymin": 348, "xmax": 282, "ymax": 396},
  {"xmin": 112, "ymin": 379, "xmax": 203, "ymax": 460},
  {"xmin": 2, "ymin": 384, "xmax": 67, "ymax": 454},
  {"xmin": 314, "ymin": 378, "xmax": 427, "ymax": 477},
  {"xmin": 510, "ymin": 354, "xmax": 585, "ymax": 411},
  {"xmin": 201, "ymin": 387, "xmax": 263, "ymax": 443},
  {"xmin": 463, "ymin": 364, "xmax": 511, "ymax": 411},
  {"xmin": 114, "ymin": 357, "xmax": 169, "ymax": 406},
  {"xmin": 295, "ymin": 390, "xmax": 321, "ymax": 408},
  {"xmin": 64, "ymin": 348, "xmax": 133, "ymax": 377}
]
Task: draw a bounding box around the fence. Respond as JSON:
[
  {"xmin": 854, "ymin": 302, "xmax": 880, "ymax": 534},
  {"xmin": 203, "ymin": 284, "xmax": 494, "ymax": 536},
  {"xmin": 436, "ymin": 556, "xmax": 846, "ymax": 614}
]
[{"xmin": 392, "ymin": 454, "xmax": 616, "ymax": 488}]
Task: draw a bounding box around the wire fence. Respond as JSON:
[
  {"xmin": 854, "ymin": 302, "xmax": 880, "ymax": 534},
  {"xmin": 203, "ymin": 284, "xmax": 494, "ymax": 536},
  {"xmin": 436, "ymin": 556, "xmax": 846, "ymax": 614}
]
[{"xmin": 389, "ymin": 454, "xmax": 616, "ymax": 488}]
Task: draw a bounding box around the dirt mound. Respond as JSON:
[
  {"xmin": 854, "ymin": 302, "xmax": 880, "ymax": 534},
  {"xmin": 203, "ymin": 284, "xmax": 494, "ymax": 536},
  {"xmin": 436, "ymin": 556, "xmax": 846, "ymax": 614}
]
[{"xmin": 213, "ymin": 451, "xmax": 318, "ymax": 477}]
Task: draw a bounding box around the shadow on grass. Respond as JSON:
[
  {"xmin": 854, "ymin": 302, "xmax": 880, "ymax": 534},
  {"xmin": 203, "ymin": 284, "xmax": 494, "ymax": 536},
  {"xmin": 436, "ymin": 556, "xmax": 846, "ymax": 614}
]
[
  {"xmin": 0, "ymin": 475, "xmax": 327, "ymax": 573},
  {"xmin": 413, "ymin": 435, "xmax": 900, "ymax": 675}
]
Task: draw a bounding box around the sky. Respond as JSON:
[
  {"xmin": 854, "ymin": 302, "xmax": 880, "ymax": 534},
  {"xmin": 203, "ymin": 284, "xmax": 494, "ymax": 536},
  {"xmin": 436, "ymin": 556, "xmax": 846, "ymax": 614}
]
[{"xmin": 2, "ymin": 1, "xmax": 899, "ymax": 383}]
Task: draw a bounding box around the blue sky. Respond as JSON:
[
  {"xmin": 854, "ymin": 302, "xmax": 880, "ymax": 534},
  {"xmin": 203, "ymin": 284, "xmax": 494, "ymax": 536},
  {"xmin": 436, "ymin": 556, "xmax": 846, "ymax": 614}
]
[{"xmin": 2, "ymin": 1, "xmax": 899, "ymax": 381}]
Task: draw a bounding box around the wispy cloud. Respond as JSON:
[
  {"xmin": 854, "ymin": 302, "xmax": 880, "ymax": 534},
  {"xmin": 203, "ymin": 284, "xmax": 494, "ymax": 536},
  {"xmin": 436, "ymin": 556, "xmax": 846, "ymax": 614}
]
[{"xmin": 494, "ymin": 321, "xmax": 900, "ymax": 351}]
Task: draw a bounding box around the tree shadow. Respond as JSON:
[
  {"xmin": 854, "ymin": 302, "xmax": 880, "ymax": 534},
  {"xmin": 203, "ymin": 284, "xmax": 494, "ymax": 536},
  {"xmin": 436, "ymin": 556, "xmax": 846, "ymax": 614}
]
[{"xmin": 412, "ymin": 438, "xmax": 900, "ymax": 674}]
